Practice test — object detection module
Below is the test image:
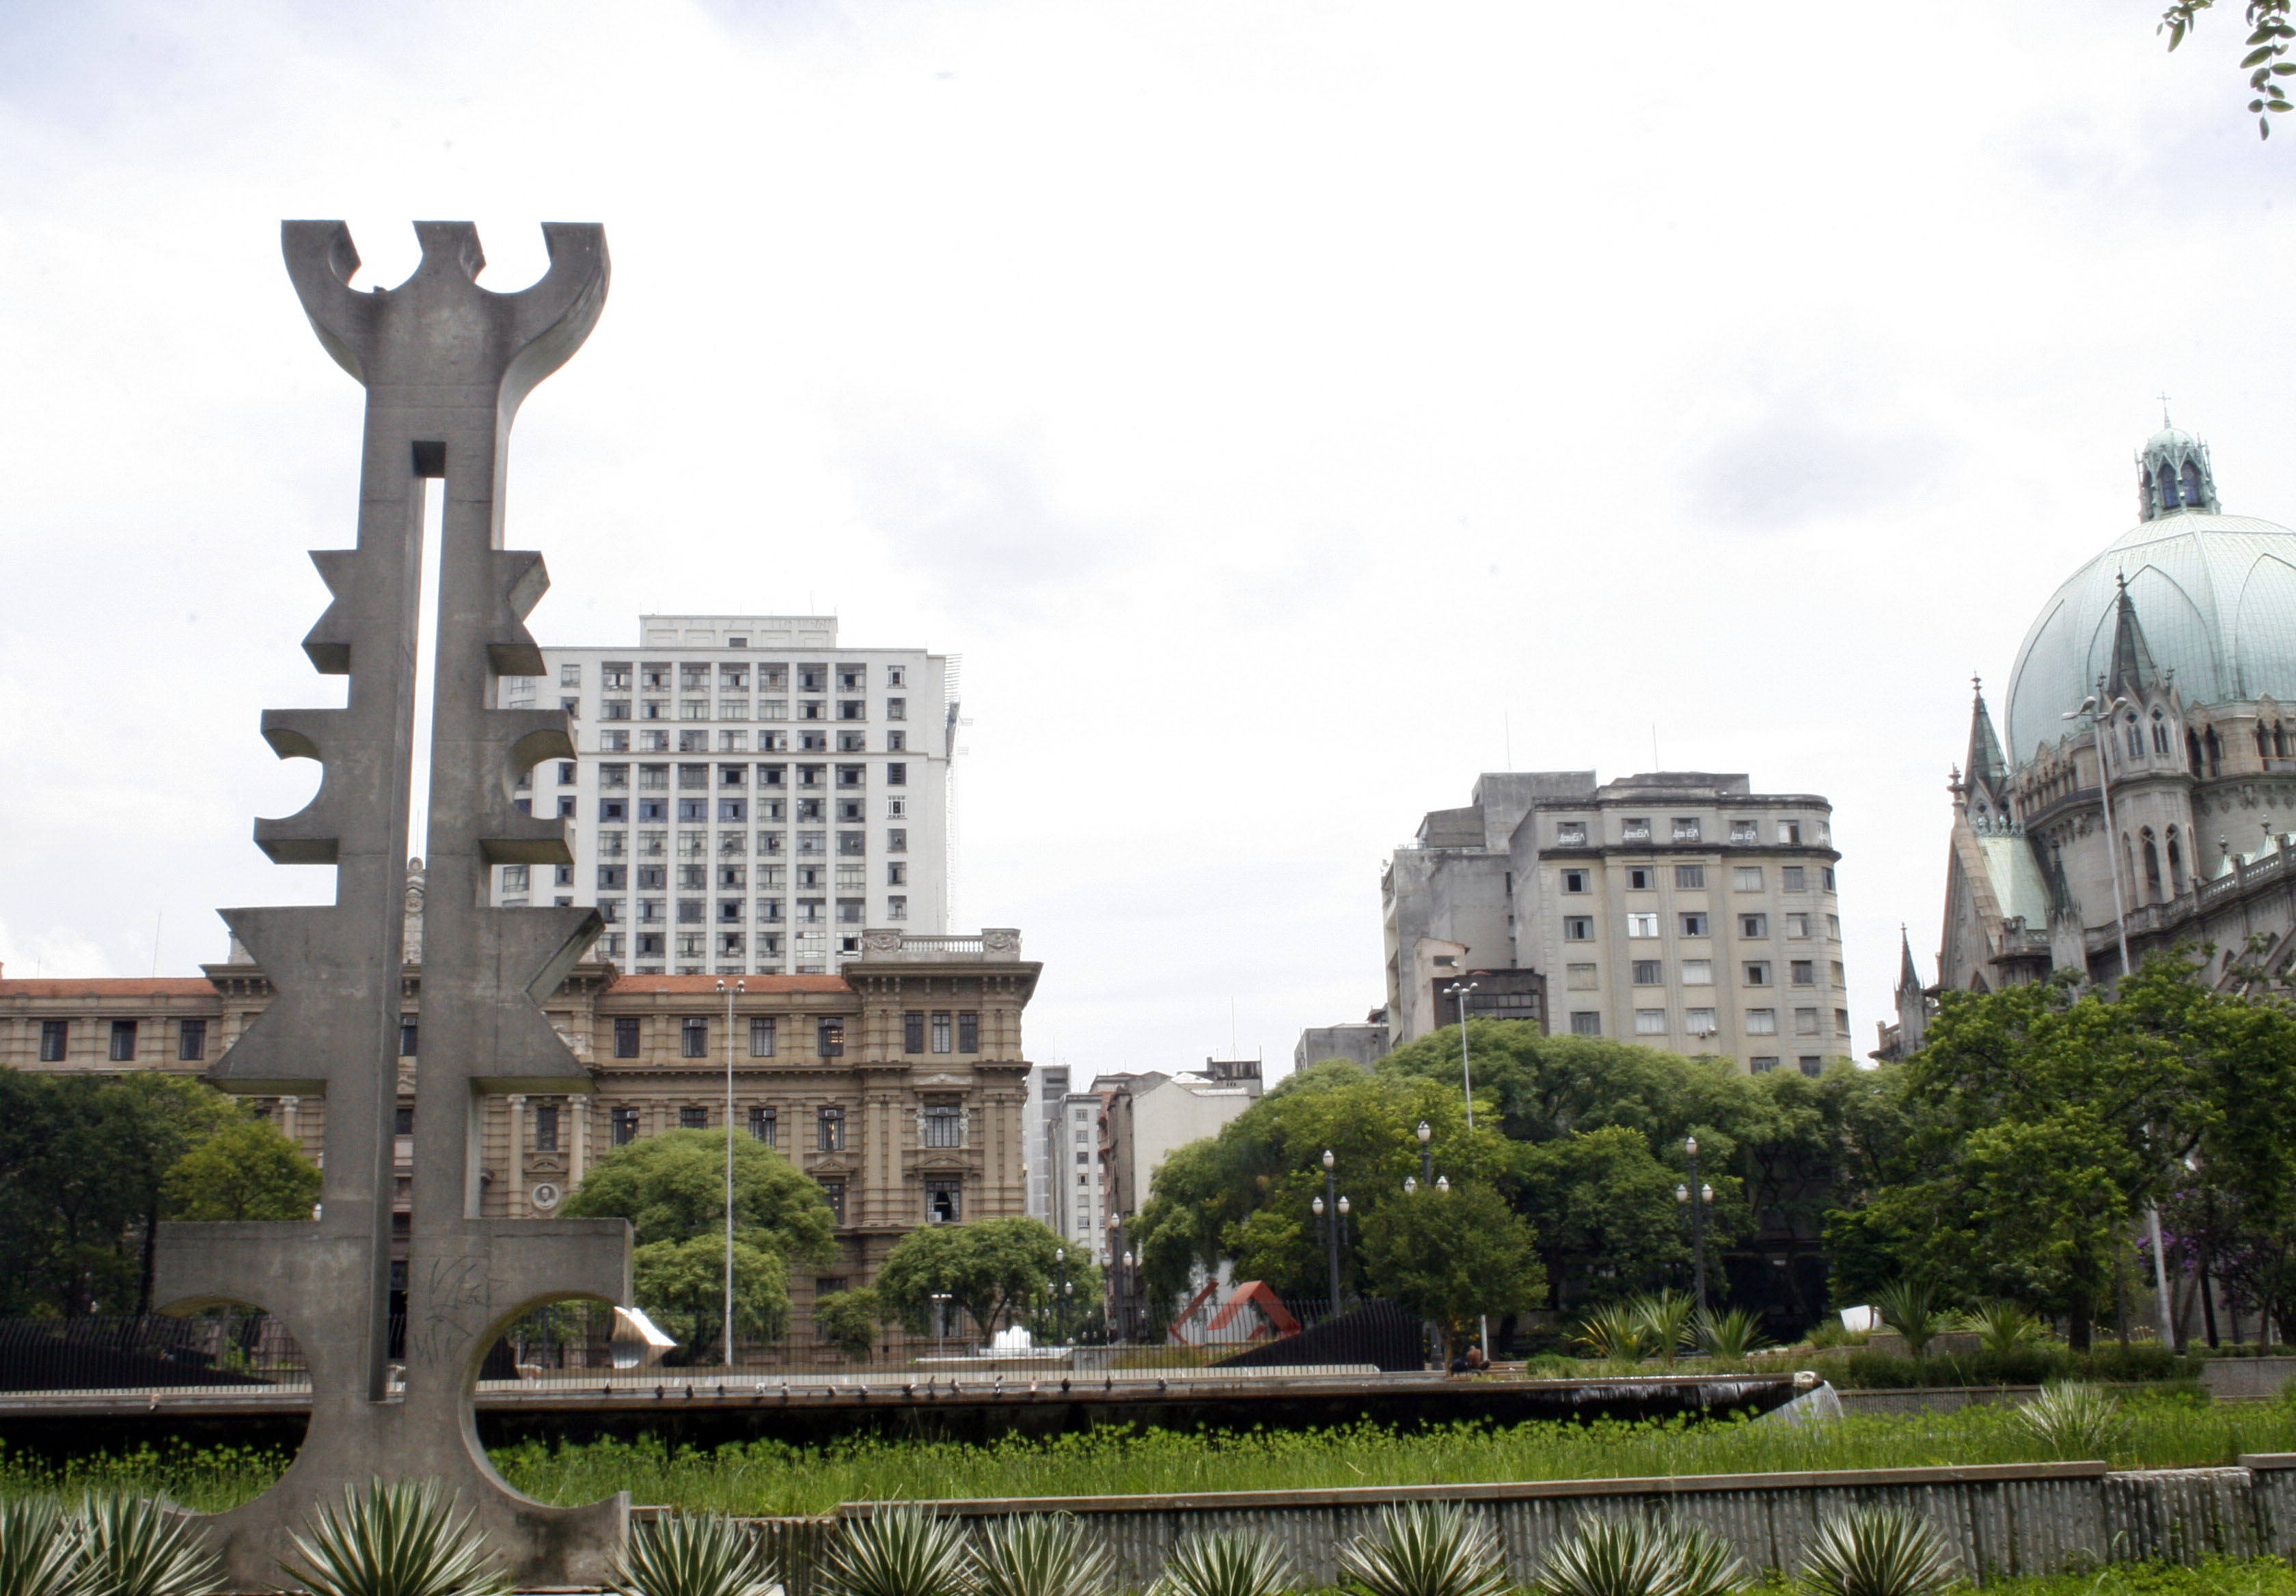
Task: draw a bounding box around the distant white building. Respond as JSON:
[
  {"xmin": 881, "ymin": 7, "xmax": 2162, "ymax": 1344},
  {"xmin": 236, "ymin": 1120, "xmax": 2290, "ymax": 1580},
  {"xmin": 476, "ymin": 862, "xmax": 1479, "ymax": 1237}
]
[
  {"xmin": 1100, "ymin": 1060, "xmax": 1263, "ymax": 1256},
  {"xmin": 495, "ymin": 615, "xmax": 955, "ymax": 976}
]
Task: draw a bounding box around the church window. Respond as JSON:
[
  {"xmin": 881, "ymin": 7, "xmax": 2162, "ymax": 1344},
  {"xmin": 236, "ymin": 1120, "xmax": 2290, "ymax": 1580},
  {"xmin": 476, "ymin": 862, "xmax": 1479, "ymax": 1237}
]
[
  {"xmin": 2183, "ymin": 459, "xmax": 2204, "ymax": 506},
  {"xmin": 2206, "ymin": 726, "xmax": 2223, "ymax": 777},
  {"xmin": 2280, "ymin": 724, "xmax": 2291, "ymax": 758},
  {"xmin": 2169, "ymin": 830, "xmax": 2185, "ymax": 893},
  {"xmin": 2159, "ymin": 462, "xmax": 2181, "ymax": 509},
  {"xmin": 2189, "ymin": 728, "xmax": 2205, "ymax": 777},
  {"xmin": 2154, "ymin": 713, "xmax": 2171, "ymax": 755},
  {"xmin": 2127, "ymin": 714, "xmax": 2143, "ymax": 761},
  {"xmin": 2143, "ymin": 831, "xmax": 2162, "ymax": 894}
]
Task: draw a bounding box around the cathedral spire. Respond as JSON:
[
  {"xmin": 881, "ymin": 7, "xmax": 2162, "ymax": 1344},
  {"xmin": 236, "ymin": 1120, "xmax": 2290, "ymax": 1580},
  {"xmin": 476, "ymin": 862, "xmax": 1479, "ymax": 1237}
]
[
  {"xmin": 2105, "ymin": 575, "xmax": 2163, "ymax": 704},
  {"xmin": 2135, "ymin": 419, "xmax": 2219, "ymax": 520},
  {"xmin": 1897, "ymin": 926, "xmax": 1921, "ymax": 998},
  {"xmin": 1963, "ymin": 677, "xmax": 2011, "ymax": 825}
]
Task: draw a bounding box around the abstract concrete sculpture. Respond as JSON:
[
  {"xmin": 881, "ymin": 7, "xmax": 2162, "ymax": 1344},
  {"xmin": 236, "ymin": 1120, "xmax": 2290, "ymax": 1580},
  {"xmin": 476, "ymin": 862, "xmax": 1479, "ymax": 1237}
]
[{"xmin": 154, "ymin": 221, "xmax": 631, "ymax": 1588}]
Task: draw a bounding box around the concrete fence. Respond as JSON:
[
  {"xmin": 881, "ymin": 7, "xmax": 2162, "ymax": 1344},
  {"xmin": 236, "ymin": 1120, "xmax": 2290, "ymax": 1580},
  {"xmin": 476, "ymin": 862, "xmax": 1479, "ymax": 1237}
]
[{"xmin": 740, "ymin": 1457, "xmax": 2296, "ymax": 1595}]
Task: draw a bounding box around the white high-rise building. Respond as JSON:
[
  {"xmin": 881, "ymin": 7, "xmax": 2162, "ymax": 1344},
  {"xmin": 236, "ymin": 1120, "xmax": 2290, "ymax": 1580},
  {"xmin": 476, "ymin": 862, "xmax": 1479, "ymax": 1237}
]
[{"xmin": 494, "ymin": 615, "xmax": 955, "ymax": 976}]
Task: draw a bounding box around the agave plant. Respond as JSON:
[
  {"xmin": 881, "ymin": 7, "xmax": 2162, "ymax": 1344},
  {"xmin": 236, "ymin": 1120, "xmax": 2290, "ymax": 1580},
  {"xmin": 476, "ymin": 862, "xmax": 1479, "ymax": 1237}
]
[
  {"xmin": 1691, "ymin": 1308, "xmax": 1773, "ymax": 1362},
  {"xmin": 74, "ymin": 1494, "xmax": 220, "ymax": 1596},
  {"xmin": 1151, "ymin": 1532, "xmax": 1294, "ymax": 1596},
  {"xmin": 1668, "ymin": 1526, "xmax": 1747, "ymax": 1596},
  {"xmin": 1795, "ymin": 1506, "xmax": 1958, "ymax": 1596},
  {"xmin": 1573, "ymin": 1305, "xmax": 1649, "ymax": 1364},
  {"xmin": 2014, "ymin": 1381, "xmax": 2129, "ymax": 1460},
  {"xmin": 614, "ymin": 1513, "xmax": 782, "ymax": 1596},
  {"xmin": 1952, "ymin": 1302, "xmax": 2047, "ymax": 1357},
  {"xmin": 0, "ymin": 1496, "xmax": 94, "ymax": 1596},
  {"xmin": 1868, "ymin": 1281, "xmax": 1947, "ymax": 1358},
  {"xmin": 1337, "ymin": 1502, "xmax": 1508, "ymax": 1596},
  {"xmin": 280, "ymin": 1480, "xmax": 506, "ymax": 1596},
  {"xmin": 828, "ymin": 1506, "xmax": 974, "ymax": 1596},
  {"xmin": 1631, "ymin": 1294, "xmax": 1697, "ymax": 1365},
  {"xmin": 970, "ymin": 1515, "xmax": 1112, "ymax": 1596},
  {"xmin": 1531, "ymin": 1514, "xmax": 1688, "ymax": 1596}
]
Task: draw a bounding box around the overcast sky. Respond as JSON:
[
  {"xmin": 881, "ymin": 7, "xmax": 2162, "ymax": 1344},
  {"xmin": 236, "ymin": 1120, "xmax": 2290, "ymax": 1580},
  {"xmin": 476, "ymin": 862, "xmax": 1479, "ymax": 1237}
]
[{"xmin": 3, "ymin": 1, "xmax": 2291, "ymax": 1077}]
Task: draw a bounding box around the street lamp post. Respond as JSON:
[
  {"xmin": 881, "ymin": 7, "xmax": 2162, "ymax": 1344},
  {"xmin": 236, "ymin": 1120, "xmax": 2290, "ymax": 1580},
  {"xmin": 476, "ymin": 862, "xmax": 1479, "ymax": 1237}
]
[
  {"xmin": 715, "ymin": 977, "xmax": 745, "ymax": 1369},
  {"xmin": 1054, "ymin": 1247, "xmax": 1067, "ymax": 1344},
  {"xmin": 1121, "ymin": 1250, "xmax": 1136, "ymax": 1343},
  {"xmin": 2066, "ymin": 685, "xmax": 2178, "ymax": 1346},
  {"xmin": 931, "ymin": 1291, "xmax": 953, "ymax": 1361},
  {"xmin": 1441, "ymin": 982, "xmax": 1479, "ymax": 1129},
  {"xmin": 1317, "ymin": 1148, "xmax": 1341, "ymax": 1319},
  {"xmin": 1417, "ymin": 1120, "xmax": 1433, "ymax": 1186}
]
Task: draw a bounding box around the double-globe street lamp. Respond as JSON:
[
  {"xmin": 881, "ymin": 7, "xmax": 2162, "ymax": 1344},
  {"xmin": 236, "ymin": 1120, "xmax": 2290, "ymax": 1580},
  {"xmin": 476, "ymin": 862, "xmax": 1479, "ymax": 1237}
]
[
  {"xmin": 1676, "ymin": 1135, "xmax": 1712, "ymax": 1313},
  {"xmin": 1311, "ymin": 1148, "xmax": 1350, "ymax": 1320}
]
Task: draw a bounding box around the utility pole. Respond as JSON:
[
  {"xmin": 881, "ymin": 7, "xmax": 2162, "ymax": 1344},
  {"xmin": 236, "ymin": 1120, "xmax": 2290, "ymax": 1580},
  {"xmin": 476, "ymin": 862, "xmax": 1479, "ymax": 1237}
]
[{"xmin": 717, "ymin": 978, "xmax": 744, "ymax": 1369}]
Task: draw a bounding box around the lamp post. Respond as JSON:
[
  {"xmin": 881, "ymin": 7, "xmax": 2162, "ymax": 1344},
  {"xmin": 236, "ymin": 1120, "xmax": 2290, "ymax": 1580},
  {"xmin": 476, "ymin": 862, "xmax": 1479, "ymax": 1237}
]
[
  {"xmin": 1677, "ymin": 1136, "xmax": 1711, "ymax": 1313},
  {"xmin": 1441, "ymin": 982, "xmax": 1479, "ymax": 1129},
  {"xmin": 1317, "ymin": 1147, "xmax": 1342, "ymax": 1319},
  {"xmin": 1054, "ymin": 1247, "xmax": 1067, "ymax": 1344},
  {"xmin": 1120, "ymin": 1250, "xmax": 1138, "ymax": 1343},
  {"xmin": 1417, "ymin": 1119, "xmax": 1434, "ymax": 1186},
  {"xmin": 2066, "ymin": 685, "xmax": 2178, "ymax": 1346},
  {"xmin": 931, "ymin": 1291, "xmax": 953, "ymax": 1361},
  {"xmin": 715, "ymin": 977, "xmax": 746, "ymax": 1369}
]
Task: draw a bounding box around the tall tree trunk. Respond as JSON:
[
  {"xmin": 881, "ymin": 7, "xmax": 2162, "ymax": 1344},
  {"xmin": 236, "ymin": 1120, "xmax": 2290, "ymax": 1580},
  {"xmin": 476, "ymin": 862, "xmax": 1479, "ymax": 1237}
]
[
  {"xmin": 2068, "ymin": 1292, "xmax": 2094, "ymax": 1351},
  {"xmin": 137, "ymin": 1200, "xmax": 159, "ymax": 1317}
]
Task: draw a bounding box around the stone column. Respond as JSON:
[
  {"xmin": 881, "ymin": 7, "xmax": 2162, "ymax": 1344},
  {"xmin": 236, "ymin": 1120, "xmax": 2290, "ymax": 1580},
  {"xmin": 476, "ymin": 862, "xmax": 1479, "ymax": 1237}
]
[
  {"xmin": 280, "ymin": 1095, "xmax": 301, "ymax": 1147},
  {"xmin": 569, "ymin": 1096, "xmax": 588, "ymax": 1189},
  {"xmin": 507, "ymin": 1095, "xmax": 526, "ymax": 1218}
]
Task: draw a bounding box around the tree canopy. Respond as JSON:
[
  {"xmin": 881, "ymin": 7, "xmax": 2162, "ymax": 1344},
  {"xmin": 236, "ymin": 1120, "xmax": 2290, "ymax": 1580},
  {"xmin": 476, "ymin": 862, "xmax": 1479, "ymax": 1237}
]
[
  {"xmin": 163, "ymin": 1119, "xmax": 321, "ymax": 1222},
  {"xmin": 873, "ymin": 1216, "xmax": 1095, "ymax": 1341},
  {"xmin": 1358, "ymin": 1181, "xmax": 1545, "ymax": 1353}
]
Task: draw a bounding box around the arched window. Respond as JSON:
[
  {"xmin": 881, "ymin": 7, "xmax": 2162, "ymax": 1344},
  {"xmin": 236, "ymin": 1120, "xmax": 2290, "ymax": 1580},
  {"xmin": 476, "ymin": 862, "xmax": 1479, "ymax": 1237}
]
[
  {"xmin": 2154, "ymin": 711, "xmax": 2171, "ymax": 754},
  {"xmin": 2143, "ymin": 830, "xmax": 2162, "ymax": 897},
  {"xmin": 2160, "ymin": 463, "xmax": 2182, "ymax": 508},
  {"xmin": 2260, "ymin": 726, "xmax": 2272, "ymax": 760},
  {"xmin": 2183, "ymin": 459, "xmax": 2205, "ymax": 507},
  {"xmin": 2169, "ymin": 828, "xmax": 2185, "ymax": 893},
  {"xmin": 2278, "ymin": 724, "xmax": 2288, "ymax": 759},
  {"xmin": 2207, "ymin": 726, "xmax": 2223, "ymax": 778},
  {"xmin": 2127, "ymin": 713, "xmax": 2144, "ymax": 760},
  {"xmin": 2189, "ymin": 728, "xmax": 2206, "ymax": 778}
]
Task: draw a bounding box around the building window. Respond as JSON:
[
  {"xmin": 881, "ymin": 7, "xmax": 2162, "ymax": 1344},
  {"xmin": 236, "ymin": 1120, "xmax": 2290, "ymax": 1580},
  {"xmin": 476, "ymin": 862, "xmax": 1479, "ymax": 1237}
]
[
  {"xmin": 1674, "ymin": 865, "xmax": 1705, "ymax": 889},
  {"xmin": 749, "ymin": 1017, "xmax": 776, "ymax": 1058},
  {"xmin": 109, "ymin": 1021, "xmax": 137, "ymax": 1062},
  {"xmin": 614, "ymin": 1017, "xmax": 642, "ymax": 1058},
  {"xmin": 1822, "ymin": 867, "xmax": 1838, "ymax": 892},
  {"xmin": 818, "ymin": 1018, "xmax": 845, "ymax": 1057},
  {"xmin": 1634, "ymin": 1009, "xmax": 1669, "ymax": 1035},
  {"xmin": 931, "ymin": 1012, "xmax": 953, "ymax": 1053},
  {"xmin": 1685, "ymin": 1007, "xmax": 1717, "ymax": 1033},
  {"xmin": 178, "ymin": 1019, "xmax": 207, "ymax": 1062},
  {"xmin": 922, "ymin": 1101, "xmax": 964, "ymax": 1148},
  {"xmin": 1781, "ymin": 866, "xmax": 1807, "ymax": 892},
  {"xmin": 1557, "ymin": 821, "xmax": 1587, "ymax": 845},
  {"xmin": 926, "ymin": 1179, "xmax": 961, "ymax": 1224},
  {"xmin": 38, "ymin": 1019, "xmax": 67, "ymax": 1062},
  {"xmin": 1730, "ymin": 820, "xmax": 1758, "ymax": 843},
  {"xmin": 1568, "ymin": 963, "xmax": 1600, "ymax": 990},
  {"xmin": 1742, "ymin": 962, "xmax": 1771, "ymax": 986},
  {"xmin": 1827, "ymin": 914, "xmax": 1842, "ymax": 937},
  {"xmin": 1672, "ymin": 818, "xmax": 1701, "ymax": 842},
  {"xmin": 676, "ymin": 1106, "xmax": 707, "ymax": 1130},
  {"xmin": 749, "ymin": 1105, "xmax": 777, "ymax": 1144},
  {"xmin": 1831, "ymin": 961, "xmax": 1846, "ymax": 987},
  {"xmin": 1627, "ymin": 867, "xmax": 1655, "ymax": 890},
  {"xmin": 1746, "ymin": 1009, "xmax": 1778, "ymax": 1035},
  {"xmin": 1751, "ymin": 1056, "xmax": 1780, "ymax": 1073},
  {"xmin": 681, "ymin": 1017, "xmax": 708, "ymax": 1058},
  {"xmin": 1733, "ymin": 866, "xmax": 1764, "ymax": 890},
  {"xmin": 534, "ymin": 1103, "xmax": 560, "ymax": 1153},
  {"xmin": 1835, "ymin": 1008, "xmax": 1852, "ymax": 1035},
  {"xmin": 1784, "ymin": 913, "xmax": 1811, "ymax": 937},
  {"xmin": 1569, "ymin": 1012, "xmax": 1602, "ymax": 1036},
  {"xmin": 1681, "ymin": 959, "xmax": 1712, "ymax": 985},
  {"xmin": 1678, "ymin": 913, "xmax": 1709, "ymax": 937},
  {"xmin": 819, "ymin": 1105, "xmax": 846, "ymax": 1151},
  {"xmin": 888, "ymin": 829, "xmax": 907, "ymax": 851},
  {"xmin": 398, "ymin": 1016, "xmax": 420, "ymax": 1057},
  {"xmin": 903, "ymin": 1012, "xmax": 925, "ymax": 1053},
  {"xmin": 612, "ymin": 1107, "xmax": 640, "ymax": 1146},
  {"xmin": 1777, "ymin": 821, "xmax": 1802, "ymax": 846},
  {"xmin": 1622, "ymin": 818, "xmax": 1651, "ymax": 842},
  {"xmin": 821, "ymin": 1179, "xmax": 846, "ymax": 1224},
  {"xmin": 888, "ymin": 896, "xmax": 909, "ymax": 920},
  {"xmin": 1622, "ymin": 913, "xmax": 1654, "ymax": 938},
  {"xmin": 1561, "ymin": 870, "xmax": 1589, "ymax": 893},
  {"xmin": 1630, "ymin": 960, "xmax": 1660, "ymax": 985},
  {"xmin": 1740, "ymin": 913, "xmax": 1767, "ymax": 937},
  {"xmin": 959, "ymin": 1012, "xmax": 979, "ymax": 1053}
]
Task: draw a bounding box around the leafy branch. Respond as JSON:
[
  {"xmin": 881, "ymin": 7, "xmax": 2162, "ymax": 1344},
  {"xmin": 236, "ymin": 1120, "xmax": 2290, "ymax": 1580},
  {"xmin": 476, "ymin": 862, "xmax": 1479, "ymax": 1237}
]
[{"xmin": 2161, "ymin": 0, "xmax": 2296, "ymax": 138}]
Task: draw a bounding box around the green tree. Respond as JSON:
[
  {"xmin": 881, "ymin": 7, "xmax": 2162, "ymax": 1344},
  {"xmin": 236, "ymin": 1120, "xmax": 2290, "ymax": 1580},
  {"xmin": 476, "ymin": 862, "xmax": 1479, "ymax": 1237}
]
[
  {"xmin": 814, "ymin": 1286, "xmax": 882, "ymax": 1360},
  {"xmin": 162, "ymin": 1119, "xmax": 321, "ymax": 1221},
  {"xmin": 1516, "ymin": 1126, "xmax": 1688, "ymax": 1308},
  {"xmin": 2161, "ymin": 0, "xmax": 2295, "ymax": 138},
  {"xmin": 631, "ymin": 1235, "xmax": 794, "ymax": 1349},
  {"xmin": 1359, "ymin": 1183, "xmax": 1545, "ymax": 1354},
  {"xmin": 562, "ymin": 1128, "xmax": 837, "ymax": 1261},
  {"xmin": 873, "ymin": 1217, "xmax": 1091, "ymax": 1341}
]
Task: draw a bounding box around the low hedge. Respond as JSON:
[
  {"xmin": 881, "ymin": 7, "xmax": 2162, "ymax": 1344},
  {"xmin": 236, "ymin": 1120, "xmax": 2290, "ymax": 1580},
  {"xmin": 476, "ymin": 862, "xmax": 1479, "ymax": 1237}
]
[{"xmin": 1825, "ymin": 1343, "xmax": 2194, "ymax": 1388}]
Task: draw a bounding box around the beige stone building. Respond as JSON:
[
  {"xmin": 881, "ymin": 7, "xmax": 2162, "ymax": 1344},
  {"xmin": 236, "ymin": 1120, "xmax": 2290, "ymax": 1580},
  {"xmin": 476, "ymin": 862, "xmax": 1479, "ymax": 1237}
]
[{"xmin": 0, "ymin": 926, "xmax": 1038, "ymax": 1351}]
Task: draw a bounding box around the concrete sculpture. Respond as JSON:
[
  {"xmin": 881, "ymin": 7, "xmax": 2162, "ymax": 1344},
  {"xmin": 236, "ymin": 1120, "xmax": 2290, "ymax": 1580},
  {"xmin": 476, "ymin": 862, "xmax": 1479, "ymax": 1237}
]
[{"xmin": 154, "ymin": 221, "xmax": 631, "ymax": 1587}]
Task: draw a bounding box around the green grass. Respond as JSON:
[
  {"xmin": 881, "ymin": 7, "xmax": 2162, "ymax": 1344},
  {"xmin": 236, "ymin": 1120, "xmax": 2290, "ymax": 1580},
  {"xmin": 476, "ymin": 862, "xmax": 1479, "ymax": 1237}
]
[
  {"xmin": 1941, "ymin": 1557, "xmax": 2296, "ymax": 1596},
  {"xmin": 5, "ymin": 1394, "xmax": 2293, "ymax": 1517}
]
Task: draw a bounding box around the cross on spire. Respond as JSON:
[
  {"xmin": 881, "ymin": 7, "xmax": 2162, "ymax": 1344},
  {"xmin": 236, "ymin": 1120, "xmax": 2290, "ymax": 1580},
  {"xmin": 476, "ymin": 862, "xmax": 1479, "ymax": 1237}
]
[{"xmin": 2160, "ymin": 391, "xmax": 2173, "ymax": 427}]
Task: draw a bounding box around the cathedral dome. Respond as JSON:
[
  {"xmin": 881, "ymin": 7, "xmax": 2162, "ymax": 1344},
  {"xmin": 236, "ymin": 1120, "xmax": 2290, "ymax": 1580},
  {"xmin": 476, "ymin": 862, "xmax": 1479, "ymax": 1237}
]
[{"xmin": 2004, "ymin": 503, "xmax": 2296, "ymax": 765}]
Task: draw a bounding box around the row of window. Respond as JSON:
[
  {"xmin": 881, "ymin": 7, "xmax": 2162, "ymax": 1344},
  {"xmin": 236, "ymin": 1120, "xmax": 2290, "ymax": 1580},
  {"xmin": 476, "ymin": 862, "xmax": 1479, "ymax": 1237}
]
[
  {"xmin": 596, "ymin": 797, "xmax": 907, "ymax": 825},
  {"xmin": 1566, "ymin": 959, "xmax": 1846, "ymax": 988},
  {"xmin": 574, "ymin": 663, "xmax": 906, "ymax": 693},
  {"xmin": 1561, "ymin": 864, "xmax": 1831, "ymax": 893},
  {"xmin": 1563, "ymin": 908, "xmax": 1841, "ymax": 940},
  {"xmin": 601, "ymin": 1011, "xmax": 981, "ymax": 1060},
  {"xmin": 35, "ymin": 1017, "xmax": 208, "ymax": 1064},
  {"xmin": 597, "ymin": 928, "xmax": 853, "ymax": 969},
  {"xmin": 1554, "ymin": 818, "xmax": 1829, "ymax": 847},
  {"xmin": 597, "ymin": 897, "xmax": 908, "ymax": 927},
  {"xmin": 597, "ymin": 698, "xmax": 904, "ymax": 725},
  {"xmin": 593, "ymin": 864, "xmax": 909, "ymax": 890},
  {"xmin": 590, "ymin": 761, "xmax": 907, "ymax": 791},
  {"xmin": 588, "ymin": 730, "xmax": 907, "ymax": 755},
  {"xmin": 596, "ymin": 828, "xmax": 909, "ymax": 859},
  {"xmin": 1563, "ymin": 1007, "xmax": 1850, "ymax": 1038}
]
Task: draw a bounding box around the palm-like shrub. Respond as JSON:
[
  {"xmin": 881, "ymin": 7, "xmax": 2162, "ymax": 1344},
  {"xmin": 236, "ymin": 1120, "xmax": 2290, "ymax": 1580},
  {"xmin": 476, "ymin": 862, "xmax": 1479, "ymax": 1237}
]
[
  {"xmin": 1869, "ymin": 1282, "xmax": 1946, "ymax": 1358},
  {"xmin": 1669, "ymin": 1526, "xmax": 1747, "ymax": 1596},
  {"xmin": 1632, "ymin": 1295, "xmax": 1697, "ymax": 1365},
  {"xmin": 1531, "ymin": 1514, "xmax": 1689, "ymax": 1596},
  {"xmin": 280, "ymin": 1480, "xmax": 506, "ymax": 1596},
  {"xmin": 1952, "ymin": 1302, "xmax": 2047, "ymax": 1357},
  {"xmin": 75, "ymin": 1494, "xmax": 220, "ymax": 1596},
  {"xmin": 614, "ymin": 1513, "xmax": 782, "ymax": 1596},
  {"xmin": 970, "ymin": 1516, "xmax": 1112, "ymax": 1596},
  {"xmin": 0, "ymin": 1497, "xmax": 94, "ymax": 1596},
  {"xmin": 1337, "ymin": 1502, "xmax": 1508, "ymax": 1596},
  {"xmin": 828, "ymin": 1506, "xmax": 974, "ymax": 1596},
  {"xmin": 2014, "ymin": 1382, "xmax": 2128, "ymax": 1460},
  {"xmin": 1691, "ymin": 1308, "xmax": 1773, "ymax": 1362},
  {"xmin": 1573, "ymin": 1305, "xmax": 1649, "ymax": 1364},
  {"xmin": 1151, "ymin": 1532, "xmax": 1293, "ymax": 1596},
  {"xmin": 1794, "ymin": 1507, "xmax": 1958, "ymax": 1596}
]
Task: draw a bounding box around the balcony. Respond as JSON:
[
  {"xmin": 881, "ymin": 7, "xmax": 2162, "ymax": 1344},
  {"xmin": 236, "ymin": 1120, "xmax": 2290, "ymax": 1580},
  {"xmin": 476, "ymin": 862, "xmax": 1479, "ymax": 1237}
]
[{"xmin": 856, "ymin": 928, "xmax": 1024, "ymax": 961}]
